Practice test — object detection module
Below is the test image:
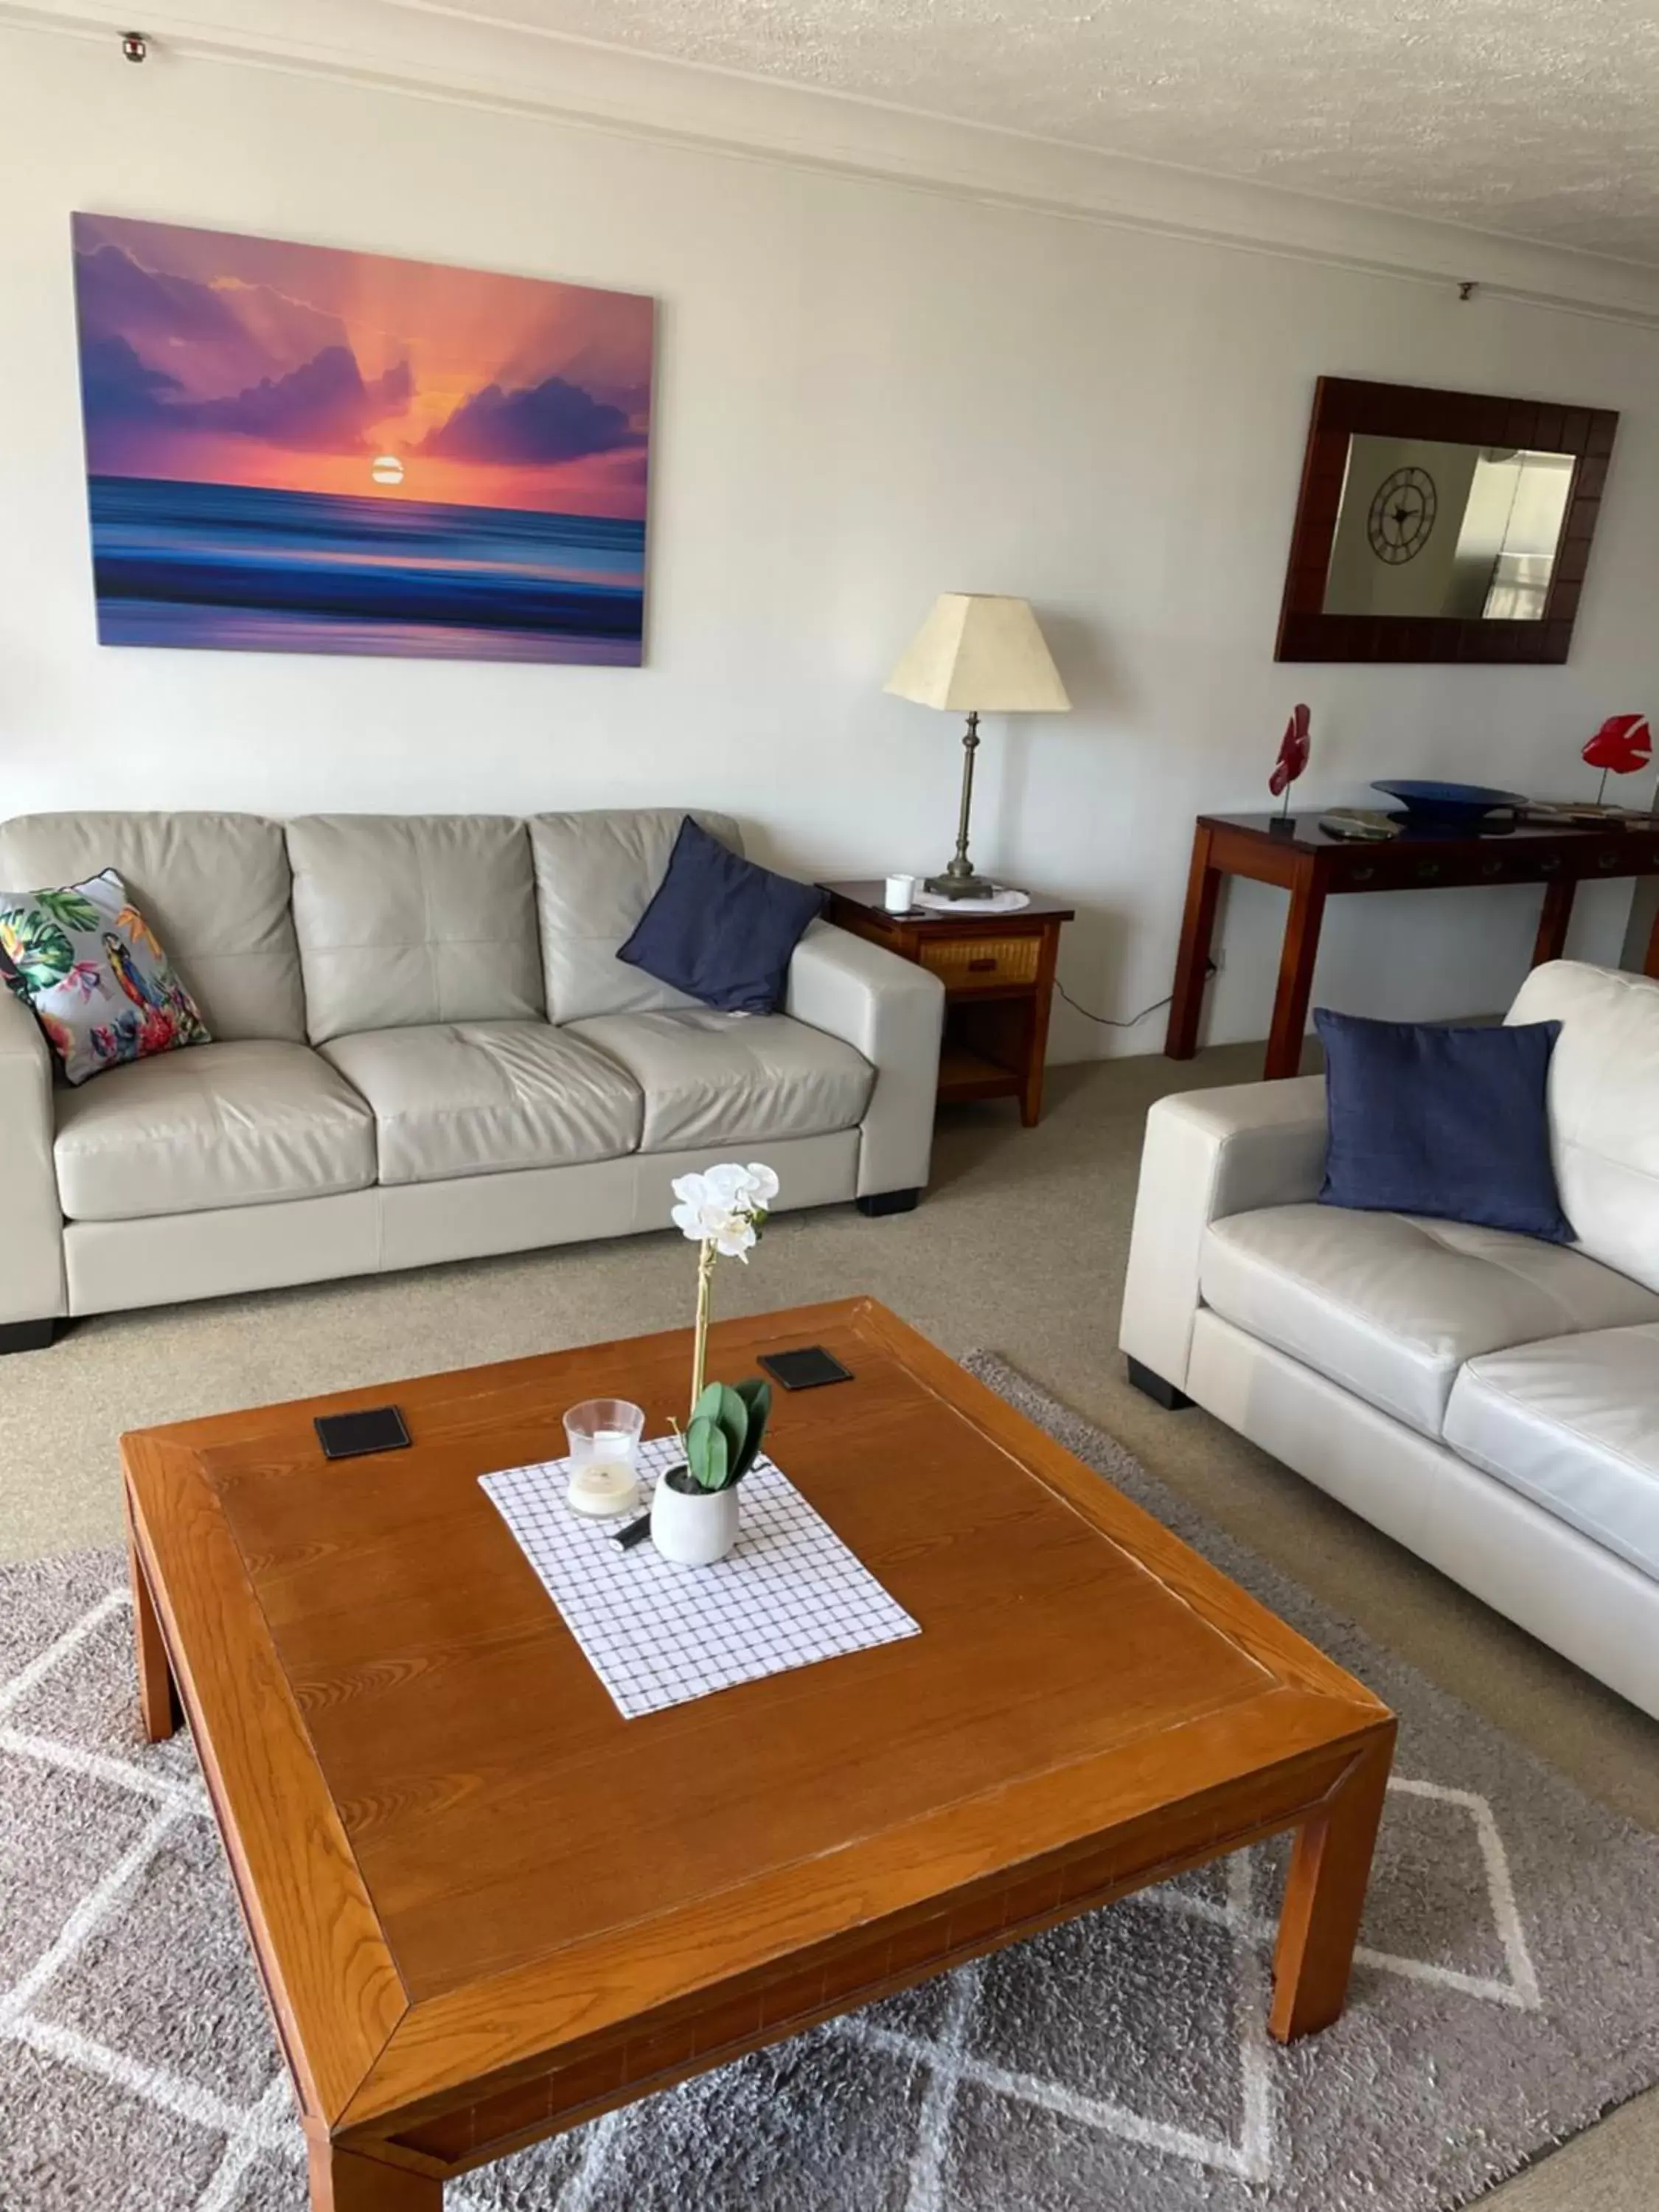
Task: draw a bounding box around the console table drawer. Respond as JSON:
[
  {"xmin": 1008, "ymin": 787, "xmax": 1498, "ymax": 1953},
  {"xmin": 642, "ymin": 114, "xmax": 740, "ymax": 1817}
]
[
  {"xmin": 1332, "ymin": 833, "xmax": 1659, "ymax": 893},
  {"xmin": 917, "ymin": 934, "xmax": 1042, "ymax": 992},
  {"xmin": 1337, "ymin": 847, "xmax": 1566, "ymax": 891}
]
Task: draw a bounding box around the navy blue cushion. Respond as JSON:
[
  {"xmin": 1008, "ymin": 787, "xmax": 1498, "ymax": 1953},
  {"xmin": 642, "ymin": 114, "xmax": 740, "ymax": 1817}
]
[
  {"xmin": 1315, "ymin": 1009, "xmax": 1572, "ymax": 1242},
  {"xmin": 619, "ymin": 816, "xmax": 825, "ymax": 1015}
]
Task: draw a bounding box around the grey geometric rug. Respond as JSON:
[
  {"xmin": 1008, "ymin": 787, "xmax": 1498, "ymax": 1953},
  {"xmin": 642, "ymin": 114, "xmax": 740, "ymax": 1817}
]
[{"xmin": 3, "ymin": 1353, "xmax": 1658, "ymax": 2212}]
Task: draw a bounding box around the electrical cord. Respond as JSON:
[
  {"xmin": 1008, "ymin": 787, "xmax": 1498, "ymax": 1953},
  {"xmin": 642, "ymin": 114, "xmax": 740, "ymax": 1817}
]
[{"xmin": 1054, "ymin": 959, "xmax": 1217, "ymax": 1031}]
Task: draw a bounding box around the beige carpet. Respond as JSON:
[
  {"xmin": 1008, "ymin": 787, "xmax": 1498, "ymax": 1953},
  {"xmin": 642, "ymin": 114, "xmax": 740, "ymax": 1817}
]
[{"xmin": 4, "ymin": 1041, "xmax": 1657, "ymax": 2207}]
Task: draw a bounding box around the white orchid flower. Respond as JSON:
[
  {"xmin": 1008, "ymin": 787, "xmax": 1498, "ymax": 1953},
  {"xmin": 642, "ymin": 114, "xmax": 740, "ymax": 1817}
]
[
  {"xmin": 671, "ymin": 1195, "xmax": 721, "ymax": 1241},
  {"xmin": 670, "ymin": 1170, "xmax": 734, "ymax": 1241},
  {"xmin": 711, "ymin": 1214, "xmax": 757, "ymax": 1262},
  {"xmin": 669, "ymin": 1163, "xmax": 778, "ymax": 1253}
]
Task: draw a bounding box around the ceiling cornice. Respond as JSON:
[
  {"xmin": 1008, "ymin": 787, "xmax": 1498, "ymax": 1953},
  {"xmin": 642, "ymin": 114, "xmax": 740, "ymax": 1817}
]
[{"xmin": 9, "ymin": 0, "xmax": 1659, "ymax": 329}]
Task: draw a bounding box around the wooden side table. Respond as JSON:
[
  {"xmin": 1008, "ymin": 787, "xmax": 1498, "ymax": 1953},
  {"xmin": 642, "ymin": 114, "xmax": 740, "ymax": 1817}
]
[
  {"xmin": 820, "ymin": 880, "xmax": 1074, "ymax": 1126},
  {"xmin": 1166, "ymin": 810, "xmax": 1659, "ymax": 1081}
]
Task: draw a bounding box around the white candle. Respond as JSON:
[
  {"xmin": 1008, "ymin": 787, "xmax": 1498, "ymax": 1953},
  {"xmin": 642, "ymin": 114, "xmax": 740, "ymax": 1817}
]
[{"xmin": 567, "ymin": 1461, "xmax": 640, "ymax": 1517}]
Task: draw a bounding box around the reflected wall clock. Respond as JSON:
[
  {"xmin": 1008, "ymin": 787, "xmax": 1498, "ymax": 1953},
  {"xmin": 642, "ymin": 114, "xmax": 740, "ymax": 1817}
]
[{"xmin": 1366, "ymin": 465, "xmax": 1437, "ymax": 564}]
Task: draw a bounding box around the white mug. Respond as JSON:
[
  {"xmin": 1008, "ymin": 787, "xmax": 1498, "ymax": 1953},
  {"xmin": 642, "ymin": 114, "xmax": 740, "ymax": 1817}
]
[{"xmin": 884, "ymin": 872, "xmax": 918, "ymax": 912}]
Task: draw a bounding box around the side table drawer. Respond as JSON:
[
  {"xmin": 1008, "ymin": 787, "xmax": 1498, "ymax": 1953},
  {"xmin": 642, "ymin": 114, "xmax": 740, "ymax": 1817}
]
[{"xmin": 918, "ymin": 933, "xmax": 1042, "ymax": 992}]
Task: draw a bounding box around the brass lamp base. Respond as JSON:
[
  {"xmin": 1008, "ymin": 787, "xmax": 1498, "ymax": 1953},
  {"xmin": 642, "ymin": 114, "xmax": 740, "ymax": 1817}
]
[
  {"xmin": 926, "ymin": 709, "xmax": 996, "ymax": 902},
  {"xmin": 924, "ymin": 866, "xmax": 995, "ymax": 899}
]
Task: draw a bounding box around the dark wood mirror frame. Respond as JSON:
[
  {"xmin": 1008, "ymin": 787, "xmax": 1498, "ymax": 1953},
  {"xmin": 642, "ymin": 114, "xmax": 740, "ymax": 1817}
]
[{"xmin": 1275, "ymin": 376, "xmax": 1618, "ymax": 664}]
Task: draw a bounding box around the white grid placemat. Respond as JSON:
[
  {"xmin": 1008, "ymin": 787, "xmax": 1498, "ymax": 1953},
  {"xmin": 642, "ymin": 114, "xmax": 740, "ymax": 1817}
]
[{"xmin": 480, "ymin": 1435, "xmax": 921, "ymax": 1719}]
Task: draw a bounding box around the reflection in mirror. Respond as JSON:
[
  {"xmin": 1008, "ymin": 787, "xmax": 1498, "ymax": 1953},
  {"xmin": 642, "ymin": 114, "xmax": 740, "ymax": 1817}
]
[{"xmin": 1322, "ymin": 434, "xmax": 1576, "ymax": 622}]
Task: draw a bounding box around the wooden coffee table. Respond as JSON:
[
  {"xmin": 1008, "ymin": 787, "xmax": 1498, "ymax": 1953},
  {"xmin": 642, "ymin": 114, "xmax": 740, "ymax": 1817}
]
[{"xmin": 122, "ymin": 1297, "xmax": 1394, "ymax": 2210}]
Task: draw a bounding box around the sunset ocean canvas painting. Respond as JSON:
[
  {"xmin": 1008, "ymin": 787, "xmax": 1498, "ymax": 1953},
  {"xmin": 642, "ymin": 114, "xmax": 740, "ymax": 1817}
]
[{"xmin": 70, "ymin": 215, "xmax": 653, "ymax": 662}]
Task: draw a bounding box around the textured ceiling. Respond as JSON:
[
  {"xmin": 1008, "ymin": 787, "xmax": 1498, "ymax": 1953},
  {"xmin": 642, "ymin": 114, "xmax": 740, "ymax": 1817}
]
[{"xmin": 407, "ymin": 0, "xmax": 1659, "ymax": 265}]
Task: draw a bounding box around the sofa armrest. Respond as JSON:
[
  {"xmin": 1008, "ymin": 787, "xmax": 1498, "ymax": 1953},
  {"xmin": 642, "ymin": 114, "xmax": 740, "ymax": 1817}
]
[
  {"xmin": 1119, "ymin": 1075, "xmax": 1326, "ymax": 1394},
  {"xmin": 0, "ymin": 992, "xmax": 66, "ymax": 1326},
  {"xmin": 785, "ymin": 921, "xmax": 945, "ymax": 1198}
]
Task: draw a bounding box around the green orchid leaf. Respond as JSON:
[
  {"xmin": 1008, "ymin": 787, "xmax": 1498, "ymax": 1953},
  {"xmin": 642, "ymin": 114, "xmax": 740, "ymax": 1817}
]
[
  {"xmin": 685, "ymin": 1413, "xmax": 730, "ymax": 1491},
  {"xmin": 728, "ymin": 1377, "xmax": 772, "ymax": 1481},
  {"xmin": 712, "ymin": 1382, "xmax": 748, "ymax": 1450},
  {"xmin": 684, "ymin": 1377, "xmax": 771, "ymax": 1486}
]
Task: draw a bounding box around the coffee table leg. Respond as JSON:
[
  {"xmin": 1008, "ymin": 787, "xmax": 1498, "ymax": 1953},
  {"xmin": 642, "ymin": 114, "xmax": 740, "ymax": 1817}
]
[
  {"xmin": 1268, "ymin": 1727, "xmax": 1394, "ymax": 2041},
  {"xmin": 308, "ymin": 2139, "xmax": 442, "ymax": 2211},
  {"xmin": 125, "ymin": 1495, "xmax": 181, "ymax": 1744}
]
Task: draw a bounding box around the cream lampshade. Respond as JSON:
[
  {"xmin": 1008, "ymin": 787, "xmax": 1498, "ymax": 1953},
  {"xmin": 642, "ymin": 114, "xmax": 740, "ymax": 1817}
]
[{"xmin": 884, "ymin": 594, "xmax": 1071, "ymax": 897}]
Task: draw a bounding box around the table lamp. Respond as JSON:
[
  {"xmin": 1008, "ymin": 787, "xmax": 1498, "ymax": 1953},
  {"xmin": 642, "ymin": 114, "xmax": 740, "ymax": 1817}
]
[{"xmin": 884, "ymin": 593, "xmax": 1071, "ymax": 897}]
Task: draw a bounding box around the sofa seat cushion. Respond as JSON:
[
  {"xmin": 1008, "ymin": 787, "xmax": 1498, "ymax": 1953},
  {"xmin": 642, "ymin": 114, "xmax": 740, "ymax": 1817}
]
[
  {"xmin": 321, "ymin": 1021, "xmax": 642, "ymax": 1186},
  {"xmin": 566, "ymin": 1009, "xmax": 873, "ymax": 1154},
  {"xmin": 1444, "ymin": 1326, "xmax": 1659, "ymax": 1579},
  {"xmin": 1200, "ymin": 1203, "xmax": 1659, "ymax": 1440},
  {"xmin": 53, "ymin": 1040, "xmax": 375, "ymax": 1222}
]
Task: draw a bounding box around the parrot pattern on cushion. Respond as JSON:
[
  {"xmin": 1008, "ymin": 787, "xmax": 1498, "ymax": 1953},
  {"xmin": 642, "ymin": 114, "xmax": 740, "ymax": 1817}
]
[{"xmin": 0, "ymin": 868, "xmax": 210, "ymax": 1084}]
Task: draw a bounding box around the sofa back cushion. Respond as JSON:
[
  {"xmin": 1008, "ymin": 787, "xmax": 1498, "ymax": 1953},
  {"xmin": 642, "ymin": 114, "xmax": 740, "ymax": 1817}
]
[
  {"xmin": 0, "ymin": 813, "xmax": 304, "ymax": 1040},
  {"xmin": 285, "ymin": 815, "xmax": 543, "ymax": 1046},
  {"xmin": 1507, "ymin": 959, "xmax": 1659, "ymax": 1291},
  {"xmin": 529, "ymin": 809, "xmax": 743, "ymax": 1023}
]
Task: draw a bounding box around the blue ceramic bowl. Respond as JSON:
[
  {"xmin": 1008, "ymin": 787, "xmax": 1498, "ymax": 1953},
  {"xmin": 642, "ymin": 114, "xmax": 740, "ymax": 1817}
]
[{"xmin": 1372, "ymin": 779, "xmax": 1528, "ymax": 825}]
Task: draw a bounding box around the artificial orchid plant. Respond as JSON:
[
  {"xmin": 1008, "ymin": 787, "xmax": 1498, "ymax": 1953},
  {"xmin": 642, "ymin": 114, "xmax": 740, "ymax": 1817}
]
[
  {"xmin": 1269, "ymin": 703, "xmax": 1312, "ymax": 823},
  {"xmin": 1582, "ymin": 714, "xmax": 1652, "ymax": 807},
  {"xmin": 668, "ymin": 1163, "xmax": 778, "ymax": 1492}
]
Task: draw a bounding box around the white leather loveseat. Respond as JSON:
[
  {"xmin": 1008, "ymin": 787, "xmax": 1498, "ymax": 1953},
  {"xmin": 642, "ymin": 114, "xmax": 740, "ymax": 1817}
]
[
  {"xmin": 1120, "ymin": 960, "xmax": 1659, "ymax": 1720},
  {"xmin": 0, "ymin": 808, "xmax": 944, "ymax": 1349}
]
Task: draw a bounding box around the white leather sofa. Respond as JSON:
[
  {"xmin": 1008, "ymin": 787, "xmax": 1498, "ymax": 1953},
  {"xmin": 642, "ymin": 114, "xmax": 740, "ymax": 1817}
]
[
  {"xmin": 1120, "ymin": 960, "xmax": 1659, "ymax": 1720},
  {"xmin": 0, "ymin": 808, "xmax": 944, "ymax": 1349}
]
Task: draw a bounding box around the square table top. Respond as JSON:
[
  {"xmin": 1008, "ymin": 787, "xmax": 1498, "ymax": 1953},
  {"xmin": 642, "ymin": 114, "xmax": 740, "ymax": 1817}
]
[{"xmin": 122, "ymin": 1296, "xmax": 1388, "ymax": 2140}]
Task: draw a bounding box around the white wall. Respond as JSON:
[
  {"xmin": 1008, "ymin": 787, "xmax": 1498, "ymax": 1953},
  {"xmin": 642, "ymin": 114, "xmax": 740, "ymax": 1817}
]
[{"xmin": 2, "ymin": 24, "xmax": 1657, "ymax": 1062}]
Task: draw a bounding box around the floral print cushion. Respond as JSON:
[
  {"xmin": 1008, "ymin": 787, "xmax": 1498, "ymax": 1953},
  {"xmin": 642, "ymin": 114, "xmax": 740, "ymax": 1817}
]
[{"xmin": 0, "ymin": 868, "xmax": 211, "ymax": 1085}]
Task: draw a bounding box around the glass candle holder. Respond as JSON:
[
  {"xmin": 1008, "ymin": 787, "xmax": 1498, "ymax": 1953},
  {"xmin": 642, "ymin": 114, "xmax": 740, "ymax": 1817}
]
[{"xmin": 562, "ymin": 1397, "xmax": 645, "ymax": 1518}]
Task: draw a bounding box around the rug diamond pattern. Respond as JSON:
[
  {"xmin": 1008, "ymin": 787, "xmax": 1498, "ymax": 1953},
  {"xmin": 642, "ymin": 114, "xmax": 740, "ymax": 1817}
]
[{"xmin": 1, "ymin": 1581, "xmax": 1545, "ymax": 2210}]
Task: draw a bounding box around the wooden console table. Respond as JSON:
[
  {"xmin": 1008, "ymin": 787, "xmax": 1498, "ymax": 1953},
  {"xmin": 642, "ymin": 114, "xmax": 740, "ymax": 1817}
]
[
  {"xmin": 1167, "ymin": 810, "xmax": 1659, "ymax": 1081},
  {"xmin": 821, "ymin": 881, "xmax": 1074, "ymax": 1125}
]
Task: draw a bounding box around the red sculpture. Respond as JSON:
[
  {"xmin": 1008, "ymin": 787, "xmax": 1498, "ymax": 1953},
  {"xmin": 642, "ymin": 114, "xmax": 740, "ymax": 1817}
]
[
  {"xmin": 1270, "ymin": 704, "xmax": 1311, "ymax": 819},
  {"xmin": 1582, "ymin": 713, "xmax": 1652, "ymax": 805}
]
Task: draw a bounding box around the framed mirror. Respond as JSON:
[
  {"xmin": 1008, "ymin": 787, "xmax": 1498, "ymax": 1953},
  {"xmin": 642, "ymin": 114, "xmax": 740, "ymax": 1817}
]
[{"xmin": 1276, "ymin": 377, "xmax": 1617, "ymax": 663}]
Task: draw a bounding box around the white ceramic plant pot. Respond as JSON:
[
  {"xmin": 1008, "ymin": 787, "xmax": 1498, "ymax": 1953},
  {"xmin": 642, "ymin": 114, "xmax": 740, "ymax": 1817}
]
[{"xmin": 650, "ymin": 1469, "xmax": 740, "ymax": 1566}]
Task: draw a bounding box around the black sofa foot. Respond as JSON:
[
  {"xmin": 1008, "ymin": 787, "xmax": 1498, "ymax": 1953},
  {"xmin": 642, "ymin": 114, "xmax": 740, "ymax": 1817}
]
[
  {"xmin": 0, "ymin": 1318, "xmax": 60, "ymax": 1354},
  {"xmin": 1126, "ymin": 1356, "xmax": 1192, "ymax": 1411},
  {"xmin": 856, "ymin": 1188, "xmax": 921, "ymax": 1217}
]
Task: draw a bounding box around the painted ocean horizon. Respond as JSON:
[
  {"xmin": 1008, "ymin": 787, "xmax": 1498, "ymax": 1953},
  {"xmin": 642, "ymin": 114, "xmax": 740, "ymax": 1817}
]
[{"xmin": 86, "ymin": 476, "xmax": 646, "ymax": 664}]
